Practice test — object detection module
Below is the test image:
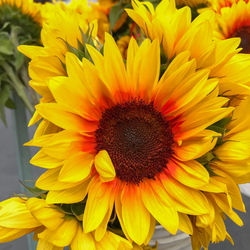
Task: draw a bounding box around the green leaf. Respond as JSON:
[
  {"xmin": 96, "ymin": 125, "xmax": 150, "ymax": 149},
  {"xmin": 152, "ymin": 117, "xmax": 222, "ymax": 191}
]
[
  {"xmin": 0, "ymin": 39, "xmax": 13, "ymax": 55},
  {"xmin": 207, "ymin": 125, "xmax": 225, "ymax": 134},
  {"xmin": 71, "ymin": 202, "xmax": 85, "ymax": 217},
  {"xmin": 5, "ymin": 98, "xmax": 15, "ymax": 109},
  {"xmin": 203, "ymin": 163, "xmax": 217, "ymax": 177},
  {"xmin": 14, "ymin": 51, "xmax": 25, "ymax": 71},
  {"xmin": 58, "ymin": 204, "xmax": 73, "ymax": 215},
  {"xmin": 212, "ymin": 117, "xmax": 232, "ymax": 128},
  {"xmin": 0, "ymin": 22, "xmax": 10, "ymax": 31},
  {"xmin": 0, "ymin": 84, "xmax": 10, "ymax": 125},
  {"xmin": 109, "ymin": 2, "xmax": 124, "ymax": 30},
  {"xmin": 64, "ymin": 39, "xmax": 85, "ymax": 60}
]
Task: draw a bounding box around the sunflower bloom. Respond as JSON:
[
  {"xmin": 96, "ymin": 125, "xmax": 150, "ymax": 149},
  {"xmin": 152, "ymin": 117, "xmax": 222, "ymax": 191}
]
[
  {"xmin": 189, "ymin": 97, "xmax": 250, "ymax": 249},
  {"xmin": 212, "ymin": 0, "xmax": 250, "ymax": 53},
  {"xmin": 0, "ymin": 0, "xmax": 42, "ymax": 24},
  {"xmin": 213, "ymin": 97, "xmax": 250, "ymax": 183},
  {"xmin": 190, "ymin": 182, "xmax": 242, "ymax": 250},
  {"xmin": 126, "ymin": 0, "xmax": 250, "ymax": 98},
  {"xmin": 26, "ymin": 32, "xmax": 237, "ymax": 246},
  {"xmin": 18, "ymin": 2, "xmax": 98, "ymax": 134},
  {"xmin": 0, "ymin": 197, "xmax": 132, "ymax": 250},
  {"xmin": 0, "ymin": 197, "xmax": 41, "ymax": 243}
]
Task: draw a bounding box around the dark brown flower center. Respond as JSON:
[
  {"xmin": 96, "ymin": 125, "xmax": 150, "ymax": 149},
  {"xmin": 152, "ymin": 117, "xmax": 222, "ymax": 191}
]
[
  {"xmin": 231, "ymin": 25, "xmax": 250, "ymax": 53},
  {"xmin": 95, "ymin": 100, "xmax": 174, "ymax": 184}
]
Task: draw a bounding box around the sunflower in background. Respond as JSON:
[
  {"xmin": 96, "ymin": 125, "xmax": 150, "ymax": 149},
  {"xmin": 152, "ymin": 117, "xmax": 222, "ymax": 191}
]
[
  {"xmin": 0, "ymin": 0, "xmax": 42, "ymax": 24},
  {"xmin": 0, "ymin": 0, "xmax": 42, "ymax": 125},
  {"xmin": 19, "ymin": 0, "xmax": 99, "ymax": 137},
  {"xmin": 211, "ymin": 0, "xmax": 250, "ymax": 53},
  {"xmin": 0, "ymin": 196, "xmax": 133, "ymax": 250},
  {"xmin": 126, "ymin": 0, "xmax": 250, "ymax": 97},
  {"xmin": 190, "ymin": 97, "xmax": 250, "ymax": 250}
]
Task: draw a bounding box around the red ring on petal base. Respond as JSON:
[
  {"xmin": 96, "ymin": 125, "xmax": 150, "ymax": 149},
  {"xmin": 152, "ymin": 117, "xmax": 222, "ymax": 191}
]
[{"xmin": 95, "ymin": 100, "xmax": 174, "ymax": 184}]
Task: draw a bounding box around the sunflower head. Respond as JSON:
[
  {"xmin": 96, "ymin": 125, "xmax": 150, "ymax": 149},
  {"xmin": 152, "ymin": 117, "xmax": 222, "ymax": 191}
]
[
  {"xmin": 213, "ymin": 0, "xmax": 250, "ymax": 53},
  {"xmin": 95, "ymin": 99, "xmax": 175, "ymax": 184}
]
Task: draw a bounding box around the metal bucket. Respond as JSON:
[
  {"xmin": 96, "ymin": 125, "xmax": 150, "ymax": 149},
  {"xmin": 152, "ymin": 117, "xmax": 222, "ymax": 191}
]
[{"xmin": 150, "ymin": 225, "xmax": 192, "ymax": 250}]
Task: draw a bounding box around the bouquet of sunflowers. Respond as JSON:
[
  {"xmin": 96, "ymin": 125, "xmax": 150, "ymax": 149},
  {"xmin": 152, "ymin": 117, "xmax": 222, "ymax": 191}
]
[{"xmin": 1, "ymin": 0, "xmax": 250, "ymax": 249}]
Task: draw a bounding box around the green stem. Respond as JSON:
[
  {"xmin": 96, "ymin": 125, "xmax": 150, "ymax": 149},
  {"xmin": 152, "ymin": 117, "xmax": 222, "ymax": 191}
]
[{"xmin": 2, "ymin": 61, "xmax": 34, "ymax": 114}]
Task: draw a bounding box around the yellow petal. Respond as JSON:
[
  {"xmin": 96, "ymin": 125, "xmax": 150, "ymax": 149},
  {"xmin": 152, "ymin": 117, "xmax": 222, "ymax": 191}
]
[
  {"xmin": 38, "ymin": 219, "xmax": 78, "ymax": 247},
  {"xmin": 94, "ymin": 204, "xmax": 113, "ymax": 241},
  {"xmin": 36, "ymin": 168, "xmax": 82, "ymax": 191},
  {"xmin": 121, "ymin": 184, "xmax": 151, "ymax": 245},
  {"xmin": 114, "ymin": 193, "xmax": 131, "ymax": 241},
  {"xmin": 83, "ymin": 176, "xmax": 114, "ymax": 233},
  {"xmin": 37, "ymin": 239, "xmax": 63, "ymax": 250},
  {"xmin": 178, "ymin": 213, "xmax": 193, "ymax": 235},
  {"xmin": 18, "ymin": 45, "xmax": 48, "ymax": 59},
  {"xmin": 141, "ymin": 182, "xmax": 179, "ymax": 234},
  {"xmin": 0, "ymin": 226, "xmax": 34, "ymax": 243},
  {"xmin": 59, "ymin": 152, "xmax": 94, "ymax": 183},
  {"xmin": 214, "ymin": 160, "xmax": 250, "ymax": 184},
  {"xmin": 96, "ymin": 231, "xmax": 132, "ymax": 250},
  {"xmin": 0, "ymin": 198, "xmax": 41, "ymax": 229},
  {"xmin": 212, "ymin": 169, "xmax": 245, "ymax": 212},
  {"xmin": 70, "ymin": 227, "xmax": 95, "ymax": 250},
  {"xmin": 215, "ymin": 131, "xmax": 250, "ymax": 161},
  {"xmin": 170, "ymin": 160, "xmax": 209, "ymax": 189},
  {"xmin": 160, "ymin": 175, "xmax": 209, "ymax": 215},
  {"xmin": 28, "ymin": 55, "xmax": 65, "ymax": 82},
  {"xmin": 196, "ymin": 197, "xmax": 215, "ymax": 228},
  {"xmin": 46, "ymin": 180, "xmax": 89, "ymax": 204},
  {"xmin": 137, "ymin": 39, "xmax": 160, "ymax": 99},
  {"xmin": 33, "ymin": 119, "xmax": 60, "ymax": 138},
  {"xmin": 103, "ymin": 33, "xmax": 127, "ymax": 95},
  {"xmin": 200, "ymin": 176, "xmax": 227, "ymax": 193},
  {"xmin": 48, "ymin": 75, "xmax": 99, "ymax": 121},
  {"xmin": 174, "ymin": 130, "xmax": 218, "ymax": 161},
  {"xmin": 95, "ymin": 150, "xmax": 116, "ymax": 182},
  {"xmin": 36, "ymin": 103, "xmax": 98, "ymax": 133},
  {"xmin": 209, "ymin": 193, "xmax": 243, "ymax": 226},
  {"xmin": 27, "ymin": 198, "xmax": 64, "ymax": 231},
  {"xmin": 30, "ymin": 149, "xmax": 62, "ymax": 169}
]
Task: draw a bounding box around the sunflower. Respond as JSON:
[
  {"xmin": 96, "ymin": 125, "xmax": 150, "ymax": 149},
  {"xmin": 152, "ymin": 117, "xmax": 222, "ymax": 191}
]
[
  {"xmin": 189, "ymin": 97, "xmax": 250, "ymax": 249},
  {"xmin": 26, "ymin": 31, "xmax": 237, "ymax": 246},
  {"xmin": 18, "ymin": 1, "xmax": 98, "ymax": 134},
  {"xmin": 0, "ymin": 0, "xmax": 42, "ymax": 24},
  {"xmin": 0, "ymin": 0, "xmax": 44, "ymax": 124},
  {"xmin": 0, "ymin": 196, "xmax": 132, "ymax": 250},
  {"xmin": 0, "ymin": 197, "xmax": 41, "ymax": 244},
  {"xmin": 212, "ymin": 0, "xmax": 250, "ymax": 53},
  {"xmin": 126, "ymin": 0, "xmax": 250, "ymax": 98},
  {"xmin": 213, "ymin": 97, "xmax": 250, "ymax": 183}
]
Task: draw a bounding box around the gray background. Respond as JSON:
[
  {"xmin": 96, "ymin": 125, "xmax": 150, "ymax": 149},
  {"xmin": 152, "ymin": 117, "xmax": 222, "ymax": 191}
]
[{"xmin": 0, "ymin": 109, "xmax": 250, "ymax": 250}]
